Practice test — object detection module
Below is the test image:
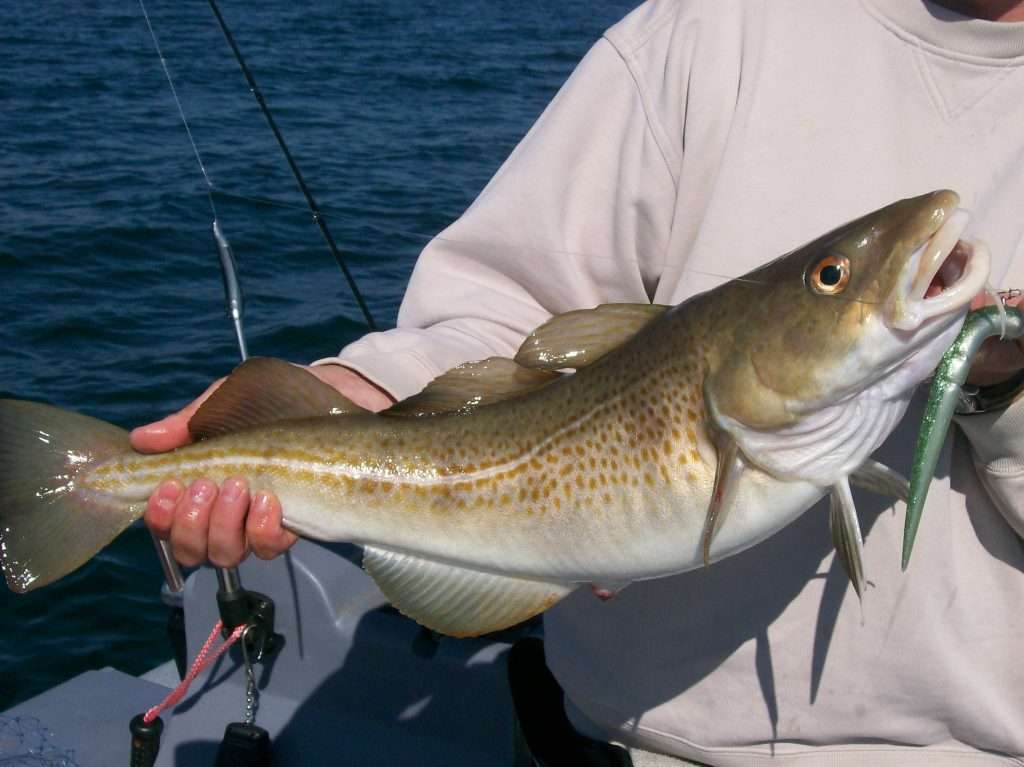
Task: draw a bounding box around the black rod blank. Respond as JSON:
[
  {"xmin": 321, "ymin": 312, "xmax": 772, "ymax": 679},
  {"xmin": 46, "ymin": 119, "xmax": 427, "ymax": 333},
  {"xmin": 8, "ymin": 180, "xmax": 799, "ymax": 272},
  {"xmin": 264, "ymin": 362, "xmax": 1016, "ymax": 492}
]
[{"xmin": 206, "ymin": 0, "xmax": 378, "ymax": 331}]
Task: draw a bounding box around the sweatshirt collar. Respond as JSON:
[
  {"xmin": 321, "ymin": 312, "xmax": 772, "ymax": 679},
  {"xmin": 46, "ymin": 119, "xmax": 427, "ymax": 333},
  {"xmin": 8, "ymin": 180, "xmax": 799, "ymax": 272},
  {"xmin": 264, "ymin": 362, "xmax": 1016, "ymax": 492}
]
[{"xmin": 861, "ymin": 0, "xmax": 1024, "ymax": 60}]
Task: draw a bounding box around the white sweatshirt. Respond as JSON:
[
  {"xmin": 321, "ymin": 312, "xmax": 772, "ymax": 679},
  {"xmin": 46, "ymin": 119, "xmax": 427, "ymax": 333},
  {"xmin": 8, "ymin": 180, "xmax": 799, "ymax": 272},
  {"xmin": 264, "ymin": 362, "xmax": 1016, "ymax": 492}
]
[{"xmin": 317, "ymin": 1, "xmax": 1024, "ymax": 763}]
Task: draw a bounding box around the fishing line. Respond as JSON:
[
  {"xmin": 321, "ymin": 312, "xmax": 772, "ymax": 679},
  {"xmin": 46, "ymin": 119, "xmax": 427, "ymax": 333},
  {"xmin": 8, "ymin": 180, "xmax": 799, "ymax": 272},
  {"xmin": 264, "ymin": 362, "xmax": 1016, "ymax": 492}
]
[
  {"xmin": 137, "ymin": 0, "xmax": 218, "ymax": 220},
  {"xmin": 138, "ymin": 0, "xmax": 248, "ymax": 357},
  {"xmin": 191, "ymin": 183, "xmax": 890, "ymax": 306},
  {"xmin": 139, "ymin": 0, "xmax": 377, "ymax": 331},
  {"xmin": 202, "ymin": 184, "xmax": 1007, "ymax": 313},
  {"xmin": 984, "ymin": 281, "xmax": 1009, "ymax": 339},
  {"xmin": 139, "ymin": 5, "xmax": 987, "ymax": 320},
  {"xmin": 136, "ymin": 5, "xmax": 262, "ymax": 750}
]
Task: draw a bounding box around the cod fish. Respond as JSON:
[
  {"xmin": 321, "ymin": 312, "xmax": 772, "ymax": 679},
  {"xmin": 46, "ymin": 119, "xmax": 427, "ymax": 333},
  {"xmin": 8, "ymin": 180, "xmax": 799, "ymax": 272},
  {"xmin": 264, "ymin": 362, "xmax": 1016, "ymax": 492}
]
[{"xmin": 0, "ymin": 190, "xmax": 989, "ymax": 637}]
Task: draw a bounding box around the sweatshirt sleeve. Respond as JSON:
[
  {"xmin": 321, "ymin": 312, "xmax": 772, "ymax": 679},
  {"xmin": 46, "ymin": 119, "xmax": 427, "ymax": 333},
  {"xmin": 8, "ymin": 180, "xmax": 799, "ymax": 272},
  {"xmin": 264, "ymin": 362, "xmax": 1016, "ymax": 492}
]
[
  {"xmin": 312, "ymin": 35, "xmax": 678, "ymax": 401},
  {"xmin": 956, "ymin": 395, "xmax": 1024, "ymax": 537}
]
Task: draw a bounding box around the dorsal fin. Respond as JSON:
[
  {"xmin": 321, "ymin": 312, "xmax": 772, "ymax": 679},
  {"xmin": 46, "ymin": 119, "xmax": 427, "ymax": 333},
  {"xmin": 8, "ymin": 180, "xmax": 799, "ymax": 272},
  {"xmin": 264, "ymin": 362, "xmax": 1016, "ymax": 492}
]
[
  {"xmin": 384, "ymin": 357, "xmax": 561, "ymax": 417},
  {"xmin": 188, "ymin": 358, "xmax": 365, "ymax": 440},
  {"xmin": 514, "ymin": 303, "xmax": 668, "ymax": 371},
  {"xmin": 850, "ymin": 459, "xmax": 908, "ymax": 502}
]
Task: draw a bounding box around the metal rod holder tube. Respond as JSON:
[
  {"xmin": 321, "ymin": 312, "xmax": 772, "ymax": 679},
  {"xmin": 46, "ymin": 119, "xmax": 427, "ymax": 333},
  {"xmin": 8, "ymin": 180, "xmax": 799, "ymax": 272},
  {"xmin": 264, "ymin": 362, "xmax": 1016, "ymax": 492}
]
[{"xmin": 217, "ymin": 566, "xmax": 243, "ymax": 595}]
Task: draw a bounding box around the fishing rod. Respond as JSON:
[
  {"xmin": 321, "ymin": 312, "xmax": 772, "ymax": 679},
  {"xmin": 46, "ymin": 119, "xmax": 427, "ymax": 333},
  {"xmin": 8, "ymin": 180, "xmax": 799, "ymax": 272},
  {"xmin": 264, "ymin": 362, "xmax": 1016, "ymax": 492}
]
[
  {"xmin": 205, "ymin": 0, "xmax": 377, "ymax": 332},
  {"xmin": 131, "ymin": 3, "xmax": 287, "ymax": 764}
]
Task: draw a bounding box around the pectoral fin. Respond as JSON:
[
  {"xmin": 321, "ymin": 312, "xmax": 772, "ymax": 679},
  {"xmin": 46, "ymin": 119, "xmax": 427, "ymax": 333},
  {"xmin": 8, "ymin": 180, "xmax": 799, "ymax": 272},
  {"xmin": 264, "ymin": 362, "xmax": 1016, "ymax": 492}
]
[
  {"xmin": 851, "ymin": 459, "xmax": 908, "ymax": 502},
  {"xmin": 828, "ymin": 478, "xmax": 866, "ymax": 601},
  {"xmin": 362, "ymin": 546, "xmax": 574, "ymax": 637},
  {"xmin": 515, "ymin": 303, "xmax": 668, "ymax": 371},
  {"xmin": 702, "ymin": 436, "xmax": 745, "ymax": 567}
]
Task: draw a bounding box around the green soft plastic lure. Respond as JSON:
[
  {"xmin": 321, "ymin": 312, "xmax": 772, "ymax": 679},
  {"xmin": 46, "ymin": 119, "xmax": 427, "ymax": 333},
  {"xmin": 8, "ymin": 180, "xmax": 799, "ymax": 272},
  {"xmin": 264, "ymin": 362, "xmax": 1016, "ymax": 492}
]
[{"xmin": 903, "ymin": 305, "xmax": 1024, "ymax": 569}]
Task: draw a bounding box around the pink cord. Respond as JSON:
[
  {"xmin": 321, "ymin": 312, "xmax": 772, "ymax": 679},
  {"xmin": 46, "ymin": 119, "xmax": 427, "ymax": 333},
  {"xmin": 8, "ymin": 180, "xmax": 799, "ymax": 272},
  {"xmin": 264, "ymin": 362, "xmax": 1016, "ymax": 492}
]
[{"xmin": 143, "ymin": 620, "xmax": 247, "ymax": 724}]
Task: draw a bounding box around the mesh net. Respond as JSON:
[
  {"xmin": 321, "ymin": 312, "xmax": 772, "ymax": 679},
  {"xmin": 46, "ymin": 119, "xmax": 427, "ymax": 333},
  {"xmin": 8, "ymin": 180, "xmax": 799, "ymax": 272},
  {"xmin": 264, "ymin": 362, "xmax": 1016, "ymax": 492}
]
[{"xmin": 0, "ymin": 716, "xmax": 79, "ymax": 767}]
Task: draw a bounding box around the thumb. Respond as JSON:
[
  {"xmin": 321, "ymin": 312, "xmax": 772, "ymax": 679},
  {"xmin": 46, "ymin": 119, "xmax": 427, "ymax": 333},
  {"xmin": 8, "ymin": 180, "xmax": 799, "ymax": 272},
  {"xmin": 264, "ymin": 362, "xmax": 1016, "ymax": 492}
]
[{"xmin": 130, "ymin": 377, "xmax": 225, "ymax": 453}]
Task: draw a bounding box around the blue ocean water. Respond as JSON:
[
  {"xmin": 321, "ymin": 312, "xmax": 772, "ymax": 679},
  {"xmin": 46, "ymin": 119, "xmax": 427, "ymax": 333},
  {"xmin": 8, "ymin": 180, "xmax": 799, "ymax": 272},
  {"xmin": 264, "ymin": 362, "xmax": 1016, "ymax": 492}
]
[{"xmin": 0, "ymin": 0, "xmax": 638, "ymax": 709}]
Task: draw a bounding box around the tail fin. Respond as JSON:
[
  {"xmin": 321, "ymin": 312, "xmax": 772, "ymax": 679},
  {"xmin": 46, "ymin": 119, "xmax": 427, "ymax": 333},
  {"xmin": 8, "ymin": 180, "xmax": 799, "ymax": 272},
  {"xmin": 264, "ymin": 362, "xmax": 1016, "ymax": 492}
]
[{"xmin": 0, "ymin": 399, "xmax": 141, "ymax": 592}]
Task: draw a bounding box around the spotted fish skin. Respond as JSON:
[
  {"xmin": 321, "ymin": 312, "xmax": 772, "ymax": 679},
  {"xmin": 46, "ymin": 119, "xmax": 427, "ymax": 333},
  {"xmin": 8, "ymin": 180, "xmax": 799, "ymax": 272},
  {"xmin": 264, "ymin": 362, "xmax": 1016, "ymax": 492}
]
[
  {"xmin": 0, "ymin": 191, "xmax": 992, "ymax": 635},
  {"xmin": 86, "ymin": 316, "xmax": 725, "ymax": 584},
  {"xmin": 80, "ymin": 270, "xmax": 851, "ymax": 585}
]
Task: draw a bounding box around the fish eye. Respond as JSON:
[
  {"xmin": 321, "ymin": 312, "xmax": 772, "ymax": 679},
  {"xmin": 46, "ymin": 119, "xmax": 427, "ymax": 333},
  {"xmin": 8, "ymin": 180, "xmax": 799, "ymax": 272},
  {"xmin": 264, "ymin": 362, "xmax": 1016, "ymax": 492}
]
[{"xmin": 808, "ymin": 255, "xmax": 850, "ymax": 295}]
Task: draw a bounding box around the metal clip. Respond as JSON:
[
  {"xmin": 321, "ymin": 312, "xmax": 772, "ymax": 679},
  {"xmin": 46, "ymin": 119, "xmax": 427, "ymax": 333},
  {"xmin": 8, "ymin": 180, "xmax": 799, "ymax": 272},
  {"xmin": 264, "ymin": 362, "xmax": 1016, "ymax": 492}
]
[{"xmin": 997, "ymin": 288, "xmax": 1021, "ymax": 305}]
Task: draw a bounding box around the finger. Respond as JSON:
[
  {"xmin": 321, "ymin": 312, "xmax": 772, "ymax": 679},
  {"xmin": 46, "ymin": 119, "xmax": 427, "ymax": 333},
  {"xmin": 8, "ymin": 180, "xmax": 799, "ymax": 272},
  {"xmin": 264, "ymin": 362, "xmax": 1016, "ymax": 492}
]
[
  {"xmin": 968, "ymin": 338, "xmax": 1024, "ymax": 386},
  {"xmin": 130, "ymin": 377, "xmax": 225, "ymax": 454},
  {"xmin": 170, "ymin": 479, "xmax": 218, "ymax": 567},
  {"xmin": 311, "ymin": 364, "xmax": 396, "ymax": 412},
  {"xmin": 144, "ymin": 479, "xmax": 185, "ymax": 540},
  {"xmin": 246, "ymin": 490, "xmax": 297, "ymax": 560},
  {"xmin": 207, "ymin": 477, "xmax": 251, "ymax": 568}
]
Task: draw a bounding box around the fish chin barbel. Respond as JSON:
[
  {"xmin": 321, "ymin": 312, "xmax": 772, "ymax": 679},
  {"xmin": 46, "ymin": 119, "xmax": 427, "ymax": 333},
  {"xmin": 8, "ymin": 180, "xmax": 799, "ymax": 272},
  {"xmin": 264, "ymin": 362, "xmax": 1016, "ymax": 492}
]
[{"xmin": 902, "ymin": 304, "xmax": 1024, "ymax": 569}]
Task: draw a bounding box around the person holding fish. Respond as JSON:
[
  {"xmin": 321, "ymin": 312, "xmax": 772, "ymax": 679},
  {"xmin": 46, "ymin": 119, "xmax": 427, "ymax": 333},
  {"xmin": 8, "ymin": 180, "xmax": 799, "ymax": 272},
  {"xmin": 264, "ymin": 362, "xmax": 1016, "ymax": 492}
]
[{"xmin": 2, "ymin": 0, "xmax": 1019, "ymax": 764}]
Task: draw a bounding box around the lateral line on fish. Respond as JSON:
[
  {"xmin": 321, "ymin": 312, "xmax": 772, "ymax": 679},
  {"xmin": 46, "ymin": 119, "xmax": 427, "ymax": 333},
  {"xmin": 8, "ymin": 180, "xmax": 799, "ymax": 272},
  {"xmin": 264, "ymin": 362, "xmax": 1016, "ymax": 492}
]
[{"xmin": 93, "ymin": 390, "xmax": 647, "ymax": 493}]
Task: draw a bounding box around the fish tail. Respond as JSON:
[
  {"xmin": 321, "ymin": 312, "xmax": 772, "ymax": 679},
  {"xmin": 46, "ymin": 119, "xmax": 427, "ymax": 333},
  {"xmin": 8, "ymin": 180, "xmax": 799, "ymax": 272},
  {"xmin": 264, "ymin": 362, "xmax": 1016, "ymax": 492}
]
[{"xmin": 0, "ymin": 399, "xmax": 142, "ymax": 593}]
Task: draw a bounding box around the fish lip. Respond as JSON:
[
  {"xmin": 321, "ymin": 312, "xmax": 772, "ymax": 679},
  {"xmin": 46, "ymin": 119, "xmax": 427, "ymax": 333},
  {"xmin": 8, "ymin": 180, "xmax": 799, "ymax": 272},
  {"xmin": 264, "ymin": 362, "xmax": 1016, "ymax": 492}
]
[{"xmin": 887, "ymin": 208, "xmax": 990, "ymax": 331}]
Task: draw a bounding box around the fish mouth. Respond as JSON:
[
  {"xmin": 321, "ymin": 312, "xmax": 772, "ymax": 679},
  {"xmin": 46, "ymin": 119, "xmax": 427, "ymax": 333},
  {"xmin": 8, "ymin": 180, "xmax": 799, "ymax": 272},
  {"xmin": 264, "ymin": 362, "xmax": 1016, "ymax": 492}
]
[{"xmin": 888, "ymin": 208, "xmax": 991, "ymax": 331}]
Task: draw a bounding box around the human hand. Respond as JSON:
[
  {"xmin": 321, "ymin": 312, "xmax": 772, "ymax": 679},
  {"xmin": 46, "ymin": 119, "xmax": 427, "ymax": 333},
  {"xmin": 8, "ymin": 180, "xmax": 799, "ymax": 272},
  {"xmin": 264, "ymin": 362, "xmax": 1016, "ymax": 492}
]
[
  {"xmin": 132, "ymin": 364, "xmax": 395, "ymax": 567},
  {"xmin": 966, "ymin": 292, "xmax": 1024, "ymax": 387}
]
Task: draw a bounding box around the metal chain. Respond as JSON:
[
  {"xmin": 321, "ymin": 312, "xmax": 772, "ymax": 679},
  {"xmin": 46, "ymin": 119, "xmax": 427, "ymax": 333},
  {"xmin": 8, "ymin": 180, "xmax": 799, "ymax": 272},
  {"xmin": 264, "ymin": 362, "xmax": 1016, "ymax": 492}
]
[{"xmin": 240, "ymin": 626, "xmax": 259, "ymax": 726}]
